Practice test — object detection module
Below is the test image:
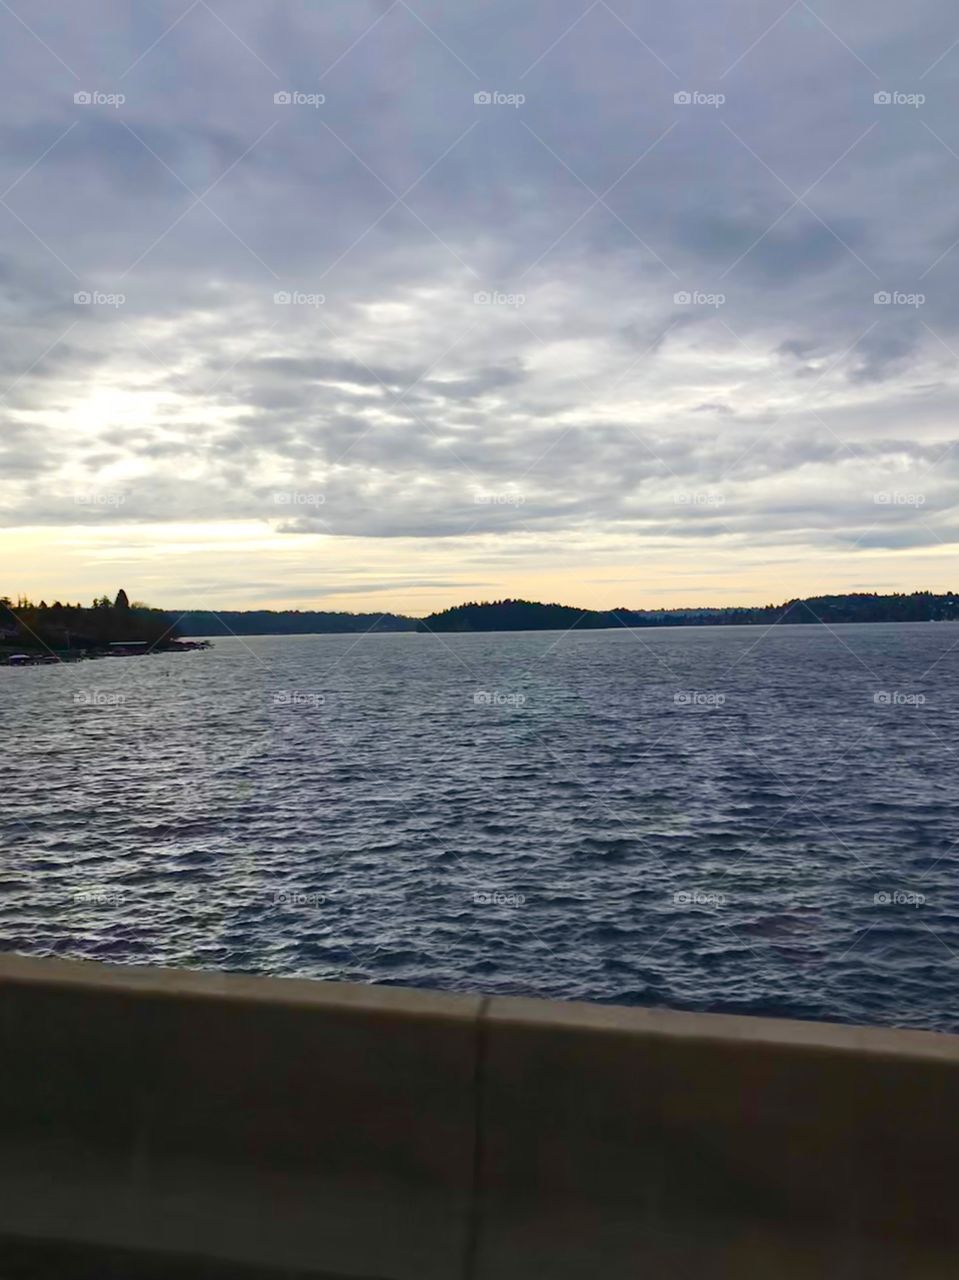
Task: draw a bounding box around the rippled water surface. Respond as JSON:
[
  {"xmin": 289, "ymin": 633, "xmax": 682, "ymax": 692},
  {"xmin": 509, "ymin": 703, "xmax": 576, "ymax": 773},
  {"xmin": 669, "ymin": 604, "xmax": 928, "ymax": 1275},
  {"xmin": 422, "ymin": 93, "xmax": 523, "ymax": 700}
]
[{"xmin": 3, "ymin": 624, "xmax": 957, "ymax": 1031}]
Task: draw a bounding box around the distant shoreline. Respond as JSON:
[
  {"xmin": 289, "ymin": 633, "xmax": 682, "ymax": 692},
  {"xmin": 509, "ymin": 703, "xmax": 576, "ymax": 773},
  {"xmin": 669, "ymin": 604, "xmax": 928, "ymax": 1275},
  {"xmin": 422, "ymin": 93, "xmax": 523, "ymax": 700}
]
[
  {"xmin": 7, "ymin": 593, "xmax": 957, "ymax": 649},
  {"xmin": 167, "ymin": 592, "xmax": 959, "ymax": 636},
  {"xmin": 1, "ymin": 640, "xmax": 210, "ymax": 667},
  {"xmin": 184, "ymin": 618, "xmax": 957, "ymax": 640}
]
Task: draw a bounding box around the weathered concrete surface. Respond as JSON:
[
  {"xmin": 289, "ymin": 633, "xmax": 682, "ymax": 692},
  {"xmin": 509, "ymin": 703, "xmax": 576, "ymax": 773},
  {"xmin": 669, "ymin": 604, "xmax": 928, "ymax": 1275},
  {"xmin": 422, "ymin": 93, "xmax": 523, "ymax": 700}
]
[
  {"xmin": 477, "ymin": 997, "xmax": 959, "ymax": 1279},
  {"xmin": 0, "ymin": 954, "xmax": 957, "ymax": 1279},
  {"xmin": 0, "ymin": 955, "xmax": 480, "ymax": 1280}
]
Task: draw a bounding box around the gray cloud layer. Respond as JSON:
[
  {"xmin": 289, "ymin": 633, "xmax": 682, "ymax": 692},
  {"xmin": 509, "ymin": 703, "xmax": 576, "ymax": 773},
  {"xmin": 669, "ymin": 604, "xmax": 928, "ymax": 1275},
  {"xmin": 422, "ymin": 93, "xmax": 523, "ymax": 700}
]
[{"xmin": 2, "ymin": 0, "xmax": 959, "ymax": 561}]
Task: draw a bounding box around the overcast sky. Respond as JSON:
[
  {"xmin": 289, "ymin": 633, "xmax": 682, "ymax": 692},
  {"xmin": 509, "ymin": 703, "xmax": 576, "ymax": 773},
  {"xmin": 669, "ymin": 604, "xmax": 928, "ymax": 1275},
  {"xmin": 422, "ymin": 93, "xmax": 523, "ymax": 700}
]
[{"xmin": 2, "ymin": 0, "xmax": 958, "ymax": 612}]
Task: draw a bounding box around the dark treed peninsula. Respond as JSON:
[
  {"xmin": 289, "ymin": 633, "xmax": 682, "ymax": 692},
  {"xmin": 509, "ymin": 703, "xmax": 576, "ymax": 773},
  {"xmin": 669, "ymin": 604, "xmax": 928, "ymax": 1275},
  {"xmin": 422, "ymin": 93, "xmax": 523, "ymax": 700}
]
[
  {"xmin": 0, "ymin": 591, "xmax": 192, "ymax": 662},
  {"xmin": 416, "ymin": 592, "xmax": 959, "ymax": 632}
]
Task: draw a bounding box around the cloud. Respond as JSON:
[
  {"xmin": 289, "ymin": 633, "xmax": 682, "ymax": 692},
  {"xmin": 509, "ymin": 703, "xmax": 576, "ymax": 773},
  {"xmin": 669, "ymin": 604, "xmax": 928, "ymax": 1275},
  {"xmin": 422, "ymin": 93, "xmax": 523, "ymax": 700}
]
[{"xmin": 0, "ymin": 0, "xmax": 958, "ymax": 602}]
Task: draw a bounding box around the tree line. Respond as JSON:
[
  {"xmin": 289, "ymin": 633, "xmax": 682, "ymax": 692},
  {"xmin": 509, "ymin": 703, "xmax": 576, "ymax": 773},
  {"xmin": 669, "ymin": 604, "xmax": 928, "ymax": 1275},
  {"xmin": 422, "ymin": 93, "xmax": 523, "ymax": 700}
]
[{"xmin": 0, "ymin": 590, "xmax": 180, "ymax": 653}]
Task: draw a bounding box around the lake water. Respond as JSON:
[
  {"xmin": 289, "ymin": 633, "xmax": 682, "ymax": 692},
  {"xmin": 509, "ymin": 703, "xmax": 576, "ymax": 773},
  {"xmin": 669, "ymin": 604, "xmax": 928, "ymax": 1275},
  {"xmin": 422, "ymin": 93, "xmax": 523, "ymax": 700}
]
[{"xmin": 2, "ymin": 623, "xmax": 957, "ymax": 1032}]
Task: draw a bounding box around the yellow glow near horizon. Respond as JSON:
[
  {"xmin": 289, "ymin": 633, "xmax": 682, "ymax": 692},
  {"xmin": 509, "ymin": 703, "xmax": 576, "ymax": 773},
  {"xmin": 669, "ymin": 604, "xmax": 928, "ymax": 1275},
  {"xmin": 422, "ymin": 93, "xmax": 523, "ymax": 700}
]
[{"xmin": 3, "ymin": 522, "xmax": 958, "ymax": 616}]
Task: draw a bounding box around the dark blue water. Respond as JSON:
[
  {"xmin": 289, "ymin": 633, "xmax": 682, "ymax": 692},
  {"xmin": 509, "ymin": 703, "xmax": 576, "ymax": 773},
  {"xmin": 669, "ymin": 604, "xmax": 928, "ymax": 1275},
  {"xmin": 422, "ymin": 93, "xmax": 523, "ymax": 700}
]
[{"xmin": 2, "ymin": 623, "xmax": 957, "ymax": 1032}]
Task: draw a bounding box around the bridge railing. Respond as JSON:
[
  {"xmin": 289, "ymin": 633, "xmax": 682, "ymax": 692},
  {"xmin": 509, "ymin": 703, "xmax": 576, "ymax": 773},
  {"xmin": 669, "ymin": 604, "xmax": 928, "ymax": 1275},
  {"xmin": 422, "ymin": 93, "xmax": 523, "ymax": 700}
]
[{"xmin": 0, "ymin": 954, "xmax": 955, "ymax": 1278}]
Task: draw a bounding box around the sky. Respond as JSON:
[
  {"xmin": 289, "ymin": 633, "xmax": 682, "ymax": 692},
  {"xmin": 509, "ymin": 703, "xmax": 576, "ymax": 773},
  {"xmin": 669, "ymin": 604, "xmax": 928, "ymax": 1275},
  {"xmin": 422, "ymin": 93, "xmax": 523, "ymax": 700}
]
[{"xmin": 1, "ymin": 0, "xmax": 958, "ymax": 615}]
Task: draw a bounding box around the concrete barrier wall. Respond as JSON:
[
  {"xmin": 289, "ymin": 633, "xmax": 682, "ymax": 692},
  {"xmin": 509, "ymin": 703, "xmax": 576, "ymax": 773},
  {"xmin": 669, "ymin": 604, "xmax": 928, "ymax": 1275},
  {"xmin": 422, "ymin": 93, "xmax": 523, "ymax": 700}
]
[{"xmin": 0, "ymin": 954, "xmax": 957, "ymax": 1279}]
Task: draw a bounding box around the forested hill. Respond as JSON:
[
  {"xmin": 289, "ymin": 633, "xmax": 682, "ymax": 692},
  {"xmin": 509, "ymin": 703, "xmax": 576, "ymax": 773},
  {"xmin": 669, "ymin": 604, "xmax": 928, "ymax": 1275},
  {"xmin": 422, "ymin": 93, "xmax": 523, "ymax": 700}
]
[
  {"xmin": 174, "ymin": 610, "xmax": 417, "ymax": 636},
  {"xmin": 1, "ymin": 592, "xmax": 179, "ymax": 652},
  {"xmin": 418, "ymin": 593, "xmax": 959, "ymax": 632},
  {"xmin": 419, "ymin": 600, "xmax": 614, "ymax": 632}
]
